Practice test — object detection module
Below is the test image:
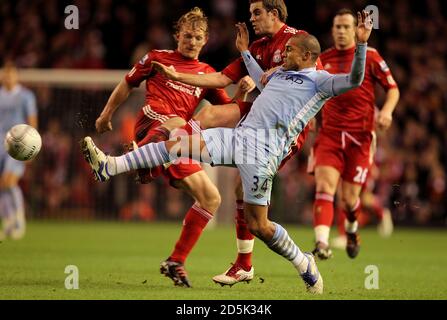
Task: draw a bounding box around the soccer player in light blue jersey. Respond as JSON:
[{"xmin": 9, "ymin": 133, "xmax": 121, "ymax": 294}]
[
  {"xmin": 81, "ymin": 11, "xmax": 373, "ymax": 294},
  {"xmin": 0, "ymin": 61, "xmax": 38, "ymax": 240}
]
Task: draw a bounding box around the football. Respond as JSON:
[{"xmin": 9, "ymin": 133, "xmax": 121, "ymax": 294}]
[{"xmin": 4, "ymin": 124, "xmax": 42, "ymax": 161}]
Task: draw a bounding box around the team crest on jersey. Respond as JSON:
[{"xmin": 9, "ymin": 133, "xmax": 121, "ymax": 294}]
[
  {"xmin": 324, "ymin": 63, "xmax": 332, "ymax": 70},
  {"xmin": 139, "ymin": 54, "xmax": 149, "ymax": 65},
  {"xmin": 256, "ymin": 54, "xmax": 262, "ymax": 61},
  {"xmin": 379, "ymin": 60, "xmax": 389, "ymax": 72},
  {"xmin": 273, "ymin": 49, "xmax": 282, "ymax": 63}
]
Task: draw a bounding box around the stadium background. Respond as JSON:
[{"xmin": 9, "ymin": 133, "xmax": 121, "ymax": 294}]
[{"xmin": 1, "ymin": 0, "xmax": 446, "ymax": 227}]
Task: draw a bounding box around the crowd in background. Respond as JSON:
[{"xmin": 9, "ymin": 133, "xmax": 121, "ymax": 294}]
[{"xmin": 1, "ymin": 0, "xmax": 446, "ymax": 226}]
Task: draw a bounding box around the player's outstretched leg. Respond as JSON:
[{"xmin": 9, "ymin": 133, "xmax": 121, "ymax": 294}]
[{"xmin": 81, "ymin": 136, "xmax": 173, "ymax": 182}]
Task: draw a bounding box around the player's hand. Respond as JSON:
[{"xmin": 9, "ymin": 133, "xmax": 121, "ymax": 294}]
[
  {"xmin": 237, "ymin": 76, "xmax": 256, "ymax": 94},
  {"xmin": 151, "ymin": 61, "xmax": 179, "ymax": 80},
  {"xmin": 96, "ymin": 113, "xmax": 113, "ymax": 133},
  {"xmin": 356, "ymin": 10, "xmax": 373, "ymax": 44},
  {"xmin": 260, "ymin": 66, "xmax": 282, "ymax": 86},
  {"xmin": 235, "ymin": 22, "xmax": 249, "ymax": 52},
  {"xmin": 377, "ymin": 110, "xmax": 393, "ymax": 131}
]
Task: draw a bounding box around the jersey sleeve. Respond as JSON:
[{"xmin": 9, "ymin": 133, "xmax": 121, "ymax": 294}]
[
  {"xmin": 221, "ymin": 42, "xmax": 261, "ymax": 83},
  {"xmin": 125, "ymin": 52, "xmax": 154, "ymax": 87},
  {"xmin": 204, "ymin": 88, "xmax": 232, "ymax": 105},
  {"xmin": 370, "ymin": 50, "xmax": 398, "ymax": 91},
  {"xmin": 222, "ymin": 57, "xmax": 247, "ymax": 84}
]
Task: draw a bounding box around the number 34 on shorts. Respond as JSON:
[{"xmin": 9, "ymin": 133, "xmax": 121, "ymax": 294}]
[{"xmin": 251, "ymin": 176, "xmax": 270, "ymax": 193}]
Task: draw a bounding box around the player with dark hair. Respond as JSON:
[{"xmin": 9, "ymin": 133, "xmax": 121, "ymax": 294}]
[
  {"xmin": 308, "ymin": 9, "xmax": 399, "ymax": 259},
  {"xmin": 150, "ymin": 0, "xmax": 323, "ymax": 287}
]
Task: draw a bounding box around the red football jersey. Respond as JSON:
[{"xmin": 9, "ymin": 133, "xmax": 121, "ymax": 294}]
[
  {"xmin": 125, "ymin": 50, "xmax": 231, "ymax": 121},
  {"xmin": 320, "ymin": 46, "xmax": 398, "ymax": 132},
  {"xmin": 223, "ymin": 24, "xmax": 323, "ymax": 82}
]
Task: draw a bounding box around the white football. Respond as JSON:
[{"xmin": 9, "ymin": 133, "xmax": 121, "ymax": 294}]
[{"xmin": 4, "ymin": 124, "xmax": 42, "ymax": 161}]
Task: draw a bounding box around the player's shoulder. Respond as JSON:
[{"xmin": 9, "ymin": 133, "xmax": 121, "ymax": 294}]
[
  {"xmin": 17, "ymin": 85, "xmax": 35, "ymax": 98},
  {"xmin": 196, "ymin": 60, "xmax": 217, "ymax": 73},
  {"xmin": 283, "ymin": 25, "xmax": 306, "ymax": 35},
  {"xmin": 366, "ymin": 46, "xmax": 382, "ymax": 58},
  {"xmin": 146, "ymin": 49, "xmax": 175, "ymax": 61}
]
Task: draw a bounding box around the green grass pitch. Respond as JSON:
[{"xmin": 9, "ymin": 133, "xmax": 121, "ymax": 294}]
[{"xmin": 0, "ymin": 221, "xmax": 446, "ymax": 300}]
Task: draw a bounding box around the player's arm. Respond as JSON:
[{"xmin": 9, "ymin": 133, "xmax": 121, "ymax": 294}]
[
  {"xmin": 95, "ymin": 79, "xmax": 133, "ymax": 133},
  {"xmin": 377, "ymin": 87, "xmax": 399, "ymax": 130},
  {"xmin": 235, "ymin": 22, "xmax": 265, "ymax": 91},
  {"xmin": 231, "ymin": 76, "xmax": 256, "ymax": 101},
  {"xmin": 372, "ymin": 53, "xmax": 400, "ymax": 131},
  {"xmin": 151, "ymin": 62, "xmax": 233, "ymax": 88}
]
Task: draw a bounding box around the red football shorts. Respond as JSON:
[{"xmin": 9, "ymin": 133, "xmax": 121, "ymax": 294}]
[
  {"xmin": 309, "ymin": 128, "xmax": 376, "ymax": 185},
  {"xmin": 134, "ymin": 104, "xmax": 203, "ymax": 183}
]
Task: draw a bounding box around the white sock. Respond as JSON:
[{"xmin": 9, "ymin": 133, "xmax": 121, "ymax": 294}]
[
  {"xmin": 292, "ymin": 252, "xmax": 308, "ymax": 274},
  {"xmin": 112, "ymin": 156, "xmax": 128, "ymax": 175},
  {"xmin": 237, "ymin": 239, "xmax": 254, "ymax": 254},
  {"xmin": 345, "ymin": 220, "xmax": 358, "ymax": 233},
  {"xmin": 314, "ymin": 225, "xmax": 330, "ymax": 246}
]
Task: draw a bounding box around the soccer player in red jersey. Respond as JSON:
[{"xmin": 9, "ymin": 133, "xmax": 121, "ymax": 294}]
[
  {"xmin": 153, "ymin": 0, "xmax": 323, "ymax": 286},
  {"xmin": 308, "ymin": 9, "xmax": 400, "ymax": 259},
  {"xmin": 93, "ymin": 8, "xmax": 254, "ymax": 287}
]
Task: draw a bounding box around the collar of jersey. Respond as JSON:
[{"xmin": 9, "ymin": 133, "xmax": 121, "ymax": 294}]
[
  {"xmin": 0, "ymin": 84, "xmax": 21, "ymax": 95},
  {"xmin": 282, "ymin": 67, "xmax": 316, "ymax": 74}
]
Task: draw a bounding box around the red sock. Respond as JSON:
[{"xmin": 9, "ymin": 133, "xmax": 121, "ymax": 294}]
[
  {"xmin": 235, "ymin": 200, "xmax": 254, "ymax": 270},
  {"xmin": 313, "ymin": 193, "xmax": 335, "ymax": 227},
  {"xmin": 169, "ymin": 203, "xmax": 212, "ymax": 264}
]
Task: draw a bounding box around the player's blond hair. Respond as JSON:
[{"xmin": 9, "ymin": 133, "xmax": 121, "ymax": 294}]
[{"xmin": 174, "ymin": 7, "xmax": 209, "ymax": 36}]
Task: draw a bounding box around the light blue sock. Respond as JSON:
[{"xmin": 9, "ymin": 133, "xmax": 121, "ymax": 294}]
[
  {"xmin": 113, "ymin": 142, "xmax": 171, "ymax": 175},
  {"xmin": 266, "ymin": 222, "xmax": 306, "ymax": 270}
]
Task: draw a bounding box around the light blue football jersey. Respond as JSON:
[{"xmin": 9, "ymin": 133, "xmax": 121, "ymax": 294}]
[
  {"xmin": 0, "ymin": 85, "xmax": 37, "ymax": 141},
  {"xmin": 236, "ymin": 45, "xmax": 366, "ymax": 162}
]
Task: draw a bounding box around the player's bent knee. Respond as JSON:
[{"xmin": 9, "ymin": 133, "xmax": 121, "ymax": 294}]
[
  {"xmin": 315, "ymin": 179, "xmax": 336, "ymax": 195},
  {"xmin": 199, "ymin": 188, "xmax": 221, "ymax": 213}
]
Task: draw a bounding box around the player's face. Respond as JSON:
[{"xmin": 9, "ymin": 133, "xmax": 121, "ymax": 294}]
[
  {"xmin": 282, "ymin": 39, "xmax": 306, "ymax": 70},
  {"xmin": 332, "ymin": 14, "xmax": 356, "ymax": 49},
  {"xmin": 176, "ymin": 24, "xmax": 208, "ymax": 59},
  {"xmin": 1, "ymin": 66, "xmax": 18, "ymax": 89},
  {"xmin": 249, "ymin": 2, "xmax": 276, "ymax": 36}
]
